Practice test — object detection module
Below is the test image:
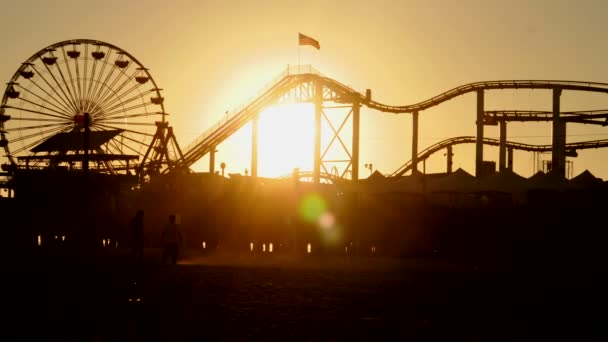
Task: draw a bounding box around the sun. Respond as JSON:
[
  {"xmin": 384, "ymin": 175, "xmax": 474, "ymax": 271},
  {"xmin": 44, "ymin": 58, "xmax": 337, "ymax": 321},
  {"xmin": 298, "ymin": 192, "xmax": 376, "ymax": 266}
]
[{"xmin": 257, "ymin": 103, "xmax": 316, "ymax": 177}]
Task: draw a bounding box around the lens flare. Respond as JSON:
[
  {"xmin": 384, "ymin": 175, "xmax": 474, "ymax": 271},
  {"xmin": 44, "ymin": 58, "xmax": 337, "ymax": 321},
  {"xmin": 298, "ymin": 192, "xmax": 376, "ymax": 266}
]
[
  {"xmin": 318, "ymin": 212, "xmax": 336, "ymax": 230},
  {"xmin": 298, "ymin": 193, "xmax": 327, "ymax": 223}
]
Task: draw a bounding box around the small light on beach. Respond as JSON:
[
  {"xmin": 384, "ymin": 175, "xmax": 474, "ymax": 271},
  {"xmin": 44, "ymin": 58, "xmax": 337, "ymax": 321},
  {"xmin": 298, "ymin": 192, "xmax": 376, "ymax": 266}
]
[
  {"xmin": 269, "ymin": 243, "xmax": 273, "ymax": 253},
  {"xmin": 345, "ymin": 246, "xmax": 348, "ymax": 253},
  {"xmin": 37, "ymin": 235, "xmax": 41, "ymax": 246},
  {"xmin": 61, "ymin": 235, "xmax": 65, "ymax": 241},
  {"xmin": 250, "ymin": 242, "xmax": 254, "ymax": 252},
  {"xmin": 54, "ymin": 235, "xmax": 58, "ymax": 240},
  {"xmin": 102, "ymin": 239, "xmax": 106, "ymax": 247},
  {"xmin": 263, "ymin": 243, "xmax": 266, "ymax": 252},
  {"xmin": 202, "ymin": 241, "xmax": 206, "ymax": 249},
  {"xmin": 307, "ymin": 243, "xmax": 312, "ymax": 254},
  {"xmin": 115, "ymin": 242, "xmax": 118, "ymax": 248},
  {"xmin": 108, "ymin": 238, "xmax": 111, "ymax": 246},
  {"xmin": 371, "ymin": 245, "xmax": 376, "ymax": 254}
]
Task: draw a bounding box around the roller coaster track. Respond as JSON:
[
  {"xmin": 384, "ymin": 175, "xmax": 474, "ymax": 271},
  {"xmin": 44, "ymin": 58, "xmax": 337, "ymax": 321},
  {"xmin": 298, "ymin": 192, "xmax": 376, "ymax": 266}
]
[
  {"xmin": 390, "ymin": 136, "xmax": 608, "ymax": 177},
  {"xmin": 484, "ymin": 110, "xmax": 608, "ymax": 125},
  {"xmin": 177, "ymin": 65, "xmax": 608, "ymax": 170},
  {"xmin": 361, "ymin": 80, "xmax": 608, "ymax": 113}
]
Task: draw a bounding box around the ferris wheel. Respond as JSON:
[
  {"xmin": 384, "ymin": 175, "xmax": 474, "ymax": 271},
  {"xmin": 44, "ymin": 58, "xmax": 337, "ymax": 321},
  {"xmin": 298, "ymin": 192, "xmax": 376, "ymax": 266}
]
[{"xmin": 0, "ymin": 39, "xmax": 168, "ymax": 175}]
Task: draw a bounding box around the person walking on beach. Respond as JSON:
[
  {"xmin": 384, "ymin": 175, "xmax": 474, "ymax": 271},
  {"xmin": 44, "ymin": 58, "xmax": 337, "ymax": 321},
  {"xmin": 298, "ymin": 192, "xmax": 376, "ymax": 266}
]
[
  {"xmin": 161, "ymin": 214, "xmax": 182, "ymax": 265},
  {"xmin": 130, "ymin": 209, "xmax": 145, "ymax": 264}
]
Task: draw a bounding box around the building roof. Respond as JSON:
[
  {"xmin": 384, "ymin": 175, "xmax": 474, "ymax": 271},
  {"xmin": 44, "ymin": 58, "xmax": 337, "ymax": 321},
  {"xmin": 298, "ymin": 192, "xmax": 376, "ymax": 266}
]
[
  {"xmin": 478, "ymin": 169, "xmax": 528, "ymax": 193},
  {"xmin": 31, "ymin": 129, "xmax": 123, "ymax": 153},
  {"xmin": 426, "ymin": 168, "xmax": 478, "ymax": 193}
]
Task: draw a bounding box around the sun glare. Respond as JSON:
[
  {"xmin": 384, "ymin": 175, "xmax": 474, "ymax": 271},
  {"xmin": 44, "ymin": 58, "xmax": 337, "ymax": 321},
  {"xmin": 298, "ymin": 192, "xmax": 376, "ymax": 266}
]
[{"xmin": 258, "ymin": 103, "xmax": 315, "ymax": 177}]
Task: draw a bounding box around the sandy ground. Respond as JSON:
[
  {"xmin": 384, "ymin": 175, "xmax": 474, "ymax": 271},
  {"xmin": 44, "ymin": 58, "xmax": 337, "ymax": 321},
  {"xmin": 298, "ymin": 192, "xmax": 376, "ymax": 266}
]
[{"xmin": 5, "ymin": 248, "xmax": 607, "ymax": 341}]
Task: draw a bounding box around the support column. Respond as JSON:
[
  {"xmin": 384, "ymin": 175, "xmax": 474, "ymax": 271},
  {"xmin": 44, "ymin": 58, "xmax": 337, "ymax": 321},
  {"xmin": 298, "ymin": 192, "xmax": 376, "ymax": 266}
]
[
  {"xmin": 351, "ymin": 100, "xmax": 360, "ymax": 181},
  {"xmin": 209, "ymin": 146, "xmax": 216, "ymax": 175},
  {"xmin": 475, "ymin": 90, "xmax": 484, "ymax": 177},
  {"xmin": 411, "ymin": 110, "xmax": 419, "ymax": 173},
  {"xmin": 83, "ymin": 113, "xmax": 90, "ymax": 175},
  {"xmin": 446, "ymin": 145, "xmax": 453, "ymax": 174},
  {"xmin": 551, "ymin": 87, "xmax": 565, "ymax": 177},
  {"xmin": 507, "ymin": 147, "xmax": 514, "ymax": 170},
  {"xmin": 499, "ymin": 120, "xmax": 507, "ymax": 171},
  {"xmin": 313, "ymin": 79, "xmax": 323, "ymax": 184},
  {"xmin": 251, "ymin": 114, "xmax": 259, "ymax": 178}
]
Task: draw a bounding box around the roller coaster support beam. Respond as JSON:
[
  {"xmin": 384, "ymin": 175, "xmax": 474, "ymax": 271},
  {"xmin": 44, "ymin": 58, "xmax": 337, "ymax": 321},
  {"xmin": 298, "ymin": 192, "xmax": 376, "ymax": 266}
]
[
  {"xmin": 552, "ymin": 87, "xmax": 566, "ymax": 177},
  {"xmin": 499, "ymin": 120, "xmax": 507, "ymax": 171},
  {"xmin": 352, "ymin": 100, "xmax": 360, "ymax": 181},
  {"xmin": 447, "ymin": 145, "xmax": 453, "ymax": 174},
  {"xmin": 209, "ymin": 146, "xmax": 216, "ymax": 175},
  {"xmin": 507, "ymin": 147, "xmax": 514, "ymax": 170},
  {"xmin": 475, "ymin": 90, "xmax": 484, "ymax": 177},
  {"xmin": 313, "ymin": 79, "xmax": 323, "ymax": 184},
  {"xmin": 251, "ymin": 113, "xmax": 259, "ymax": 178},
  {"xmin": 411, "ymin": 110, "xmax": 419, "ymax": 173}
]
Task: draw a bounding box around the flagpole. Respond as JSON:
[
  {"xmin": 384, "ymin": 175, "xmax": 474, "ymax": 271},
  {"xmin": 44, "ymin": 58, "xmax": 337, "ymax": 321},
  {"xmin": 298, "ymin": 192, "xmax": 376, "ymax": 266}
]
[{"xmin": 298, "ymin": 45, "xmax": 300, "ymax": 73}]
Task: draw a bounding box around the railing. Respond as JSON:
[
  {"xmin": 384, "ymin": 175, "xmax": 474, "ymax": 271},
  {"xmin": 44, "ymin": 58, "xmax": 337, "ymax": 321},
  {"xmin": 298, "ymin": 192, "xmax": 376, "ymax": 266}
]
[{"xmin": 183, "ymin": 65, "xmax": 322, "ymax": 155}]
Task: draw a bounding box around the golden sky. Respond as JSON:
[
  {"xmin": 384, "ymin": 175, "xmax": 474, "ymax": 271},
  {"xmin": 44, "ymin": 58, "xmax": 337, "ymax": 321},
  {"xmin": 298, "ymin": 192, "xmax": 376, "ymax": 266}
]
[{"xmin": 1, "ymin": 0, "xmax": 608, "ymax": 179}]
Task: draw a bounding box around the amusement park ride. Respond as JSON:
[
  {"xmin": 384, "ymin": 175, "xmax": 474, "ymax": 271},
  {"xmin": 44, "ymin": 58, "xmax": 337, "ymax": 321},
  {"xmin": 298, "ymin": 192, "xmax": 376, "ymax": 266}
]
[{"xmin": 2, "ymin": 39, "xmax": 608, "ymax": 193}]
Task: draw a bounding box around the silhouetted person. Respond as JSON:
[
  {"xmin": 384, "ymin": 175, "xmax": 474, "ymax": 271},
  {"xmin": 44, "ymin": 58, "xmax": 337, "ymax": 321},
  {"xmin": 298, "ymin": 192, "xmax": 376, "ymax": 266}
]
[
  {"xmin": 161, "ymin": 214, "xmax": 182, "ymax": 265},
  {"xmin": 130, "ymin": 209, "xmax": 145, "ymax": 264}
]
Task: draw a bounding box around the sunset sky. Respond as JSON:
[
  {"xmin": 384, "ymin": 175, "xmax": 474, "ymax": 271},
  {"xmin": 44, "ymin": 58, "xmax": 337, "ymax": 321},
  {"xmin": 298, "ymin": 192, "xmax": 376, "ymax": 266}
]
[{"xmin": 1, "ymin": 0, "xmax": 608, "ymax": 179}]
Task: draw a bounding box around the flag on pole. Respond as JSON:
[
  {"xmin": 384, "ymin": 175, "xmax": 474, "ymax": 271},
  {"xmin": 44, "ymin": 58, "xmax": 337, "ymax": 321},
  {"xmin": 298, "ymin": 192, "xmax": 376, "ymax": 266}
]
[{"xmin": 298, "ymin": 33, "xmax": 320, "ymax": 50}]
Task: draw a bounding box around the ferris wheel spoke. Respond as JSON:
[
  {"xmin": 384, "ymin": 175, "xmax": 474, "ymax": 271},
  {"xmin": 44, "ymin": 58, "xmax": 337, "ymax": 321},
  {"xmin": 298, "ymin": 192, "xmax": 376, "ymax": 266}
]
[
  {"xmin": 95, "ymin": 83, "xmax": 146, "ymax": 115},
  {"xmin": 82, "ymin": 43, "xmax": 89, "ymax": 109},
  {"xmin": 93, "ymin": 123, "xmax": 154, "ymax": 138},
  {"xmin": 5, "ymin": 122, "xmax": 70, "ymax": 133},
  {"xmin": 96, "ymin": 121, "xmax": 156, "ymax": 126},
  {"xmin": 24, "ymin": 78, "xmax": 74, "ymax": 114},
  {"xmin": 87, "ymin": 50, "xmax": 110, "ymax": 111},
  {"xmin": 95, "ymin": 89, "xmax": 155, "ymax": 118},
  {"xmin": 60, "ymin": 45, "xmax": 83, "ymax": 111},
  {"xmin": 94, "ymin": 62, "xmax": 133, "ymax": 109},
  {"xmin": 3, "ymin": 105, "xmax": 73, "ymax": 121},
  {"xmin": 97, "ymin": 102, "xmax": 152, "ymax": 118},
  {"xmin": 11, "ymin": 128, "xmax": 70, "ymax": 155},
  {"xmin": 29, "ymin": 64, "xmax": 78, "ymax": 114},
  {"xmin": 87, "ymin": 47, "xmax": 115, "ymax": 111},
  {"xmin": 53, "ymin": 48, "xmax": 81, "ymax": 113},
  {"xmin": 95, "ymin": 68, "xmax": 138, "ymax": 111},
  {"xmin": 94, "ymin": 111, "xmax": 160, "ymax": 121},
  {"xmin": 39, "ymin": 54, "xmax": 80, "ymax": 114},
  {"xmin": 7, "ymin": 116, "xmax": 66, "ymax": 123},
  {"xmin": 15, "ymin": 96, "xmax": 73, "ymax": 119},
  {"xmin": 84, "ymin": 45, "xmax": 100, "ymax": 113},
  {"xmin": 10, "ymin": 124, "xmax": 71, "ymax": 144},
  {"xmin": 17, "ymin": 84, "xmax": 75, "ymax": 115}
]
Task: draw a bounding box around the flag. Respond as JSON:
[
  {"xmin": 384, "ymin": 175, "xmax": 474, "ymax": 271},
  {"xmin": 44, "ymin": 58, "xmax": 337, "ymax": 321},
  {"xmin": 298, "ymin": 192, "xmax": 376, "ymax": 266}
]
[{"xmin": 298, "ymin": 33, "xmax": 320, "ymax": 50}]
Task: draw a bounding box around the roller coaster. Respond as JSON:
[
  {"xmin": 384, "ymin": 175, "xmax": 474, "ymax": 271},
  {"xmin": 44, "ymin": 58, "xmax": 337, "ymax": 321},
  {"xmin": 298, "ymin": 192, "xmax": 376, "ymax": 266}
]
[
  {"xmin": 3, "ymin": 40, "xmax": 608, "ymax": 186},
  {"xmin": 390, "ymin": 137, "xmax": 608, "ymax": 177}
]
